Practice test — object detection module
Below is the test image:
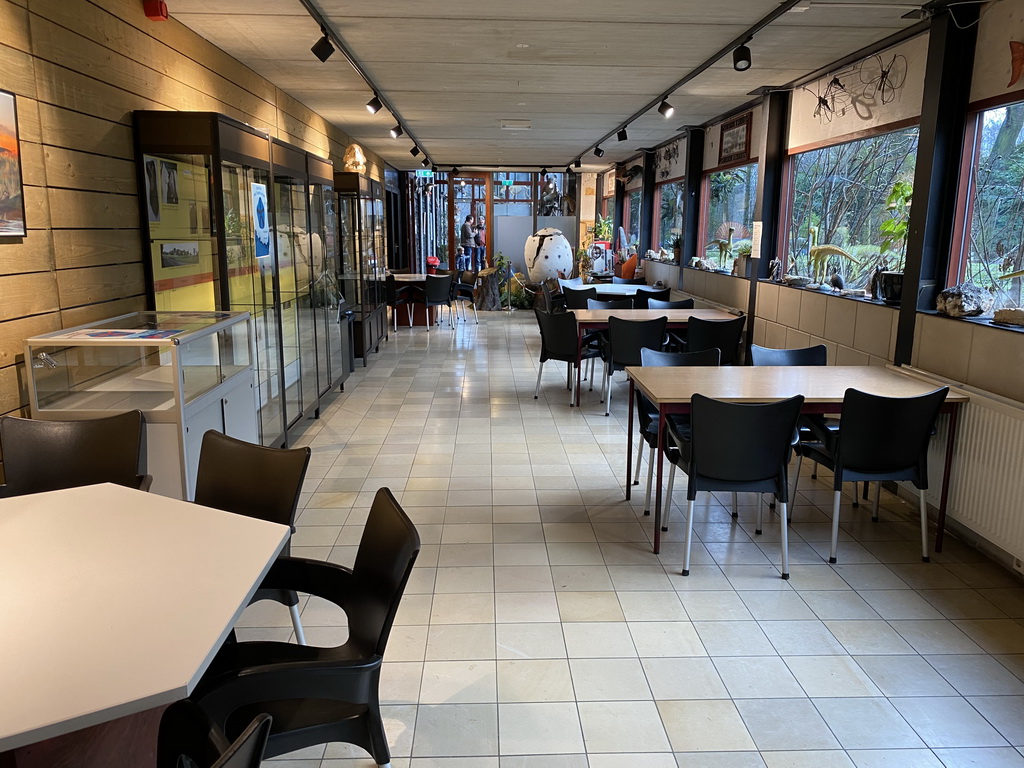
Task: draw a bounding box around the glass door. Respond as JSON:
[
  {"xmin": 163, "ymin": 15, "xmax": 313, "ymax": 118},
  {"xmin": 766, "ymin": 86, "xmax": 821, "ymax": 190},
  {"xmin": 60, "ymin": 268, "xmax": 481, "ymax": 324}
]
[
  {"xmin": 310, "ymin": 181, "xmax": 341, "ymax": 395},
  {"xmin": 450, "ymin": 172, "xmax": 490, "ymax": 268}
]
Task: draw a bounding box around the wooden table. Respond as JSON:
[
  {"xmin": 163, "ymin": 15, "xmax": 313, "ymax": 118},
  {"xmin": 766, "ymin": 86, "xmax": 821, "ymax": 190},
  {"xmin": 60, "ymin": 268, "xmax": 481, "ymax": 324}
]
[
  {"xmin": 0, "ymin": 483, "xmax": 289, "ymax": 765},
  {"xmin": 559, "ymin": 280, "xmax": 658, "ymax": 296},
  {"xmin": 625, "ymin": 365, "xmax": 970, "ymax": 554},
  {"xmin": 572, "ymin": 308, "xmax": 736, "ymax": 406},
  {"xmin": 391, "ymin": 273, "xmax": 430, "ymax": 282}
]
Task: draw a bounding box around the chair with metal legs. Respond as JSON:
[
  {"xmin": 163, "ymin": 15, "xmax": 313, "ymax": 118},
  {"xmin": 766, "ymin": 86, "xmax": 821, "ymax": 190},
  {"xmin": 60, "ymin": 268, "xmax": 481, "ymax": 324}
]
[
  {"xmin": 685, "ymin": 314, "xmax": 746, "ymax": 365},
  {"xmin": 418, "ymin": 273, "xmax": 455, "ymax": 330},
  {"xmin": 534, "ymin": 309, "xmax": 601, "ymax": 406},
  {"xmin": 600, "ymin": 316, "xmax": 667, "ymax": 416}
]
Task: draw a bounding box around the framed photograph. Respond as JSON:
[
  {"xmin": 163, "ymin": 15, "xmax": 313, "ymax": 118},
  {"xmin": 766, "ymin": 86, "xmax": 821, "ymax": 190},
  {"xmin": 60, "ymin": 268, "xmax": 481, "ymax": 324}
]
[
  {"xmin": 160, "ymin": 160, "xmax": 179, "ymax": 205},
  {"xmin": 159, "ymin": 241, "xmax": 200, "ymax": 268},
  {"xmin": 719, "ymin": 112, "xmax": 752, "ymax": 165},
  {"xmin": 0, "ymin": 89, "xmax": 27, "ymax": 237}
]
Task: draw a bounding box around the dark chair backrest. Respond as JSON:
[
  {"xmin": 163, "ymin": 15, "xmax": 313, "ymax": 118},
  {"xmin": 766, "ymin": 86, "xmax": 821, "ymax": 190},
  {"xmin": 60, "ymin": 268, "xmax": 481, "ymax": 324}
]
[
  {"xmin": 613, "ymin": 276, "xmax": 646, "ymax": 285},
  {"xmin": 648, "ymin": 298, "xmax": 695, "ymax": 310},
  {"xmin": 425, "ymin": 273, "xmax": 453, "ymax": 303},
  {"xmin": 687, "ymin": 315, "xmax": 746, "ymax": 365},
  {"xmin": 562, "ymin": 286, "xmax": 597, "ymax": 309},
  {"xmin": 535, "ymin": 308, "xmax": 579, "ymax": 360},
  {"xmin": 607, "ymin": 316, "xmax": 668, "ymax": 368},
  {"xmin": 0, "ymin": 411, "xmax": 147, "ymax": 496},
  {"xmin": 836, "ymin": 387, "xmax": 949, "ymax": 482},
  {"xmin": 689, "ymin": 393, "xmax": 805, "ymax": 501},
  {"xmin": 588, "ymin": 298, "xmax": 633, "ymax": 310},
  {"xmin": 640, "ymin": 347, "xmax": 721, "ymax": 368},
  {"xmin": 542, "ymin": 282, "xmax": 566, "ymax": 313},
  {"xmin": 459, "ymin": 270, "xmax": 477, "ymax": 286},
  {"xmin": 385, "ymin": 274, "xmax": 401, "ymax": 304},
  {"xmin": 193, "ymin": 431, "xmax": 311, "ymax": 529},
  {"xmin": 158, "ymin": 699, "xmax": 271, "ymax": 768},
  {"xmin": 634, "ymin": 288, "xmax": 672, "ymax": 308},
  {"xmin": 750, "ymin": 344, "xmax": 827, "ymax": 367},
  {"xmin": 351, "ymin": 487, "xmax": 422, "ymax": 655}
]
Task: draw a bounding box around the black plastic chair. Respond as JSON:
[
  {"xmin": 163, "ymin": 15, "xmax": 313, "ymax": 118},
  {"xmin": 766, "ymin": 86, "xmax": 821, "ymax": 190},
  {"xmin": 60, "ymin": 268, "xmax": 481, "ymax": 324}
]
[
  {"xmin": 600, "ymin": 316, "xmax": 667, "ymax": 416},
  {"xmin": 633, "ymin": 287, "xmax": 672, "ymax": 308},
  {"xmin": 613, "ymin": 276, "xmax": 646, "ymax": 285},
  {"xmin": 686, "ymin": 314, "xmax": 746, "ymax": 365},
  {"xmin": 453, "ymin": 270, "xmax": 479, "ymax": 323},
  {"xmin": 542, "ymin": 281, "xmax": 566, "ymax": 313},
  {"xmin": 419, "ymin": 273, "xmax": 454, "ymax": 329},
  {"xmin": 794, "ymin": 387, "xmax": 949, "ymax": 564},
  {"xmin": 588, "ymin": 297, "xmax": 633, "ymax": 310},
  {"xmin": 192, "ymin": 487, "xmax": 421, "ymax": 766},
  {"xmin": 385, "ymin": 274, "xmax": 416, "ymax": 331},
  {"xmin": 635, "ymin": 348, "xmax": 721, "ymax": 522},
  {"xmin": 562, "ymin": 285, "xmax": 598, "ymax": 310},
  {"xmin": 0, "ymin": 411, "xmax": 150, "ymax": 497},
  {"xmin": 534, "ymin": 309, "xmax": 601, "ymax": 406},
  {"xmin": 158, "ymin": 699, "xmax": 270, "ymax": 768},
  {"xmin": 648, "ymin": 298, "xmax": 695, "ymax": 310},
  {"xmin": 665, "ymin": 394, "xmax": 805, "ymax": 579},
  {"xmin": 194, "ymin": 430, "xmax": 312, "ymax": 644}
]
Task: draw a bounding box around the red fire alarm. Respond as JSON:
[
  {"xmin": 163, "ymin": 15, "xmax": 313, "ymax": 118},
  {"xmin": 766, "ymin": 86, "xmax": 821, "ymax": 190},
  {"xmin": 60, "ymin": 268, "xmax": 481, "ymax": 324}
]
[{"xmin": 143, "ymin": 0, "xmax": 168, "ymax": 20}]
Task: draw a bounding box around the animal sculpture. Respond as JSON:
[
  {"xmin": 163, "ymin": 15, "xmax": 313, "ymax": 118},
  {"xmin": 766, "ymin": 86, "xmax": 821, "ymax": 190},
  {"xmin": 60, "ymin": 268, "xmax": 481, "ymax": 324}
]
[
  {"xmin": 706, "ymin": 226, "xmax": 735, "ymax": 261},
  {"xmin": 808, "ymin": 226, "xmax": 859, "ymax": 285}
]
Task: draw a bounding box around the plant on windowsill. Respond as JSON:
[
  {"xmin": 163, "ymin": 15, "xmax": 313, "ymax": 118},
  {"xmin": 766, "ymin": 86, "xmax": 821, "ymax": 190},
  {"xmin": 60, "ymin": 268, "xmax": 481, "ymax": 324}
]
[
  {"xmin": 670, "ymin": 233, "xmax": 683, "ymax": 263},
  {"xmin": 873, "ymin": 180, "xmax": 912, "ymax": 305}
]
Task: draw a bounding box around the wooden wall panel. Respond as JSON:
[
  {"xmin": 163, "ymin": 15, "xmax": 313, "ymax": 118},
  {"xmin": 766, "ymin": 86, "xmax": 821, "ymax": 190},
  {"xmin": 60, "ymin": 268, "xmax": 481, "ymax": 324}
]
[
  {"xmin": 37, "ymin": 104, "xmax": 134, "ymax": 160},
  {"xmin": 0, "ymin": 366, "xmax": 25, "ymax": 417},
  {"xmin": 0, "ymin": 230, "xmax": 54, "ymax": 277},
  {"xmin": 0, "ymin": 0, "xmax": 30, "ymax": 48},
  {"xmin": 0, "ymin": 43, "xmax": 37, "ymax": 98},
  {"xmin": 44, "ymin": 147, "xmax": 137, "ymax": 194},
  {"xmin": 0, "ymin": 313, "xmax": 61, "ymax": 368},
  {"xmin": 0, "ymin": 273, "xmax": 60, "ymax": 323},
  {"xmin": 56, "ymin": 263, "xmax": 146, "ymax": 308},
  {"xmin": 46, "ymin": 189, "xmax": 138, "ymax": 230},
  {"xmin": 61, "ymin": 296, "xmax": 147, "ymax": 328},
  {"xmin": 52, "ymin": 229, "xmax": 143, "ymax": 269},
  {"xmin": 22, "ymin": 184, "xmax": 51, "ymax": 229}
]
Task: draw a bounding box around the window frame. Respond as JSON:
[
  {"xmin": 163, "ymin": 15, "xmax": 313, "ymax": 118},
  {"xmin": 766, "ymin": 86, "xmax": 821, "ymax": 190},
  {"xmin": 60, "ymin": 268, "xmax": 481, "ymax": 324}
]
[
  {"xmin": 698, "ymin": 158, "xmax": 759, "ymax": 271},
  {"xmin": 653, "ymin": 173, "xmax": 685, "ymax": 252}
]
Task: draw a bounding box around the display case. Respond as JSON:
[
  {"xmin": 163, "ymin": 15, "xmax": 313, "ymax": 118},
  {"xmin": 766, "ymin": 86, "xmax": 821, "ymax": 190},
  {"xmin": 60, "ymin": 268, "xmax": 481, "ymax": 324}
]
[
  {"xmin": 24, "ymin": 311, "xmax": 258, "ymax": 500},
  {"xmin": 335, "ymin": 171, "xmax": 388, "ymax": 363}
]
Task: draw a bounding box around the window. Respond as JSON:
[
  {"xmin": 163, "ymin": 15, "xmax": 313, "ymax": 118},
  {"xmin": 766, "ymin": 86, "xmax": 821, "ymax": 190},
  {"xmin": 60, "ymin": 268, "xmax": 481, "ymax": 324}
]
[
  {"xmin": 787, "ymin": 127, "xmax": 918, "ymax": 290},
  {"xmin": 957, "ymin": 101, "xmax": 1024, "ymax": 311},
  {"xmin": 627, "ymin": 189, "xmax": 642, "ymax": 246},
  {"xmin": 492, "ymin": 172, "xmax": 533, "ymax": 216},
  {"xmin": 537, "ymin": 173, "xmax": 568, "ymax": 216},
  {"xmin": 703, "ymin": 163, "xmax": 758, "ymax": 269},
  {"xmin": 655, "ymin": 180, "xmax": 684, "ymax": 251}
]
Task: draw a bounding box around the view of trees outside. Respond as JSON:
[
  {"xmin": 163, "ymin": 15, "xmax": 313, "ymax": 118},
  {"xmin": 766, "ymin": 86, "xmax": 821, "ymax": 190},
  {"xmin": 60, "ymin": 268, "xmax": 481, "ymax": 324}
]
[
  {"xmin": 703, "ymin": 164, "xmax": 758, "ymax": 268},
  {"xmin": 964, "ymin": 102, "xmax": 1024, "ymax": 309},
  {"xmin": 492, "ymin": 172, "xmax": 533, "ymax": 216},
  {"xmin": 628, "ymin": 189, "xmax": 642, "ymax": 246},
  {"xmin": 788, "ymin": 127, "xmax": 918, "ymax": 290},
  {"xmin": 656, "ymin": 181, "xmax": 684, "ymax": 251}
]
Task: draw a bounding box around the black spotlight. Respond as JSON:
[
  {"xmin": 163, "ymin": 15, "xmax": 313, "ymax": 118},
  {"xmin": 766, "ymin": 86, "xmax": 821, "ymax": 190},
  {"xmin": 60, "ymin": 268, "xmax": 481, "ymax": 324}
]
[
  {"xmin": 311, "ymin": 31, "xmax": 335, "ymax": 63},
  {"xmin": 451, "ymin": 166, "xmax": 459, "ymax": 174},
  {"xmin": 617, "ymin": 128, "xmax": 628, "ymax": 142},
  {"xmin": 733, "ymin": 43, "xmax": 752, "ymax": 72},
  {"xmin": 390, "ymin": 124, "xmax": 403, "ymax": 139},
  {"xmin": 431, "ymin": 165, "xmax": 438, "ymax": 173},
  {"xmin": 658, "ymin": 100, "xmax": 674, "ymax": 118},
  {"xmin": 410, "ymin": 146, "xmax": 421, "ymax": 157},
  {"xmin": 366, "ymin": 95, "xmax": 383, "ymax": 114},
  {"xmin": 565, "ymin": 165, "xmax": 573, "ymax": 175},
  {"xmin": 594, "ymin": 146, "xmax": 605, "ymax": 158},
  {"xmin": 421, "ymin": 158, "xmax": 430, "ymax": 167},
  {"xmin": 574, "ymin": 158, "xmax": 582, "ymax": 168},
  {"xmin": 540, "ymin": 167, "xmax": 547, "ymax": 175}
]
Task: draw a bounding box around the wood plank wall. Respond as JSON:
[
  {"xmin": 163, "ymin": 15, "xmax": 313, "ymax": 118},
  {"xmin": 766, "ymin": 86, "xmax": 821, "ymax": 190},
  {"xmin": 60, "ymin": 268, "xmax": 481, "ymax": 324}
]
[{"xmin": 0, "ymin": 0, "xmax": 385, "ymax": 474}]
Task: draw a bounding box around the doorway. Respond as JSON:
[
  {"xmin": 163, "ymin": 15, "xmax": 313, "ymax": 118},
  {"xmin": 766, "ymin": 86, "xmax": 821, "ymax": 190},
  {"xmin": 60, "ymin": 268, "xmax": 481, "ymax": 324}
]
[{"xmin": 448, "ymin": 172, "xmax": 490, "ymax": 269}]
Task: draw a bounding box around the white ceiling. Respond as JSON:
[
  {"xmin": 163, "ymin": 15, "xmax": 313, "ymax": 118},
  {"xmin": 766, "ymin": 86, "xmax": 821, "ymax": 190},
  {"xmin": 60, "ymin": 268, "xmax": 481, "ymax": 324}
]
[{"xmin": 170, "ymin": 0, "xmax": 921, "ymax": 171}]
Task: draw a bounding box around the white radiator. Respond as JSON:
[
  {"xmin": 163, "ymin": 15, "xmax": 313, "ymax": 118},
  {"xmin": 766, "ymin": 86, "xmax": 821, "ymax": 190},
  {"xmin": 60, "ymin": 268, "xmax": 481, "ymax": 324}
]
[{"xmin": 917, "ymin": 374, "xmax": 1024, "ymax": 562}]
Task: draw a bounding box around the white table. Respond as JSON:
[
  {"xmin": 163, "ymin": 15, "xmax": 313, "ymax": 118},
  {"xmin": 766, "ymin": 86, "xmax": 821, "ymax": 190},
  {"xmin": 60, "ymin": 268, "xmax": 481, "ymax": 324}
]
[
  {"xmin": 558, "ymin": 278, "xmax": 660, "ymax": 296},
  {"xmin": 0, "ymin": 483, "xmax": 289, "ymax": 756}
]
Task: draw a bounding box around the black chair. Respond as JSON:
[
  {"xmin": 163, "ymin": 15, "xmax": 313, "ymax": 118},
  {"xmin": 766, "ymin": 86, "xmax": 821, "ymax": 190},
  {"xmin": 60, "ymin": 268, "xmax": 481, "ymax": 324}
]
[
  {"xmin": 534, "ymin": 309, "xmax": 601, "ymax": 406},
  {"xmin": 794, "ymin": 387, "xmax": 949, "ymax": 564},
  {"xmin": 613, "ymin": 276, "xmax": 646, "ymax": 285},
  {"xmin": 665, "ymin": 394, "xmax": 805, "ymax": 579},
  {"xmin": 158, "ymin": 699, "xmax": 270, "ymax": 768},
  {"xmin": 385, "ymin": 274, "xmax": 416, "ymax": 331},
  {"xmin": 192, "ymin": 487, "xmax": 421, "ymax": 766},
  {"xmin": 542, "ymin": 281, "xmax": 566, "ymax": 313},
  {"xmin": 194, "ymin": 430, "xmax": 312, "ymax": 644},
  {"xmin": 454, "ymin": 269, "xmax": 479, "ymax": 323},
  {"xmin": 562, "ymin": 285, "xmax": 598, "ymax": 310},
  {"xmin": 635, "ymin": 348, "xmax": 721, "ymax": 522},
  {"xmin": 0, "ymin": 411, "xmax": 150, "ymax": 497},
  {"xmin": 649, "ymin": 298, "xmax": 695, "ymax": 310},
  {"xmin": 686, "ymin": 315, "xmax": 746, "ymax": 365},
  {"xmin": 418, "ymin": 273, "xmax": 454, "ymax": 329},
  {"xmin": 633, "ymin": 287, "xmax": 672, "ymax": 308},
  {"xmin": 588, "ymin": 297, "xmax": 633, "ymax": 310},
  {"xmin": 600, "ymin": 316, "xmax": 667, "ymax": 416}
]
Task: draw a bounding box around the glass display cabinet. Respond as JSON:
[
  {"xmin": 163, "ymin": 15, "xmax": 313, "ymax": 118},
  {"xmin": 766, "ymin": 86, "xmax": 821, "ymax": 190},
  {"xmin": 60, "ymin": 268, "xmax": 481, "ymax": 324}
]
[
  {"xmin": 335, "ymin": 171, "xmax": 388, "ymax": 363},
  {"xmin": 133, "ymin": 111, "xmax": 354, "ymax": 446},
  {"xmin": 24, "ymin": 311, "xmax": 257, "ymax": 500}
]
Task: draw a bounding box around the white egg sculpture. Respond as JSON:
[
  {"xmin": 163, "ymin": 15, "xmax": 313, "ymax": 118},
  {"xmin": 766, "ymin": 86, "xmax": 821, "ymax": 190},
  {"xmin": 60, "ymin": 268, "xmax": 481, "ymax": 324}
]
[{"xmin": 524, "ymin": 227, "xmax": 573, "ymax": 283}]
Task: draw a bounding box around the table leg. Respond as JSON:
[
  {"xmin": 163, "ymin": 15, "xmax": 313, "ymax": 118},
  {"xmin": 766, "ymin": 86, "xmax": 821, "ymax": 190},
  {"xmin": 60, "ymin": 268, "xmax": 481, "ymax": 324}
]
[
  {"xmin": 574, "ymin": 329, "xmax": 583, "ymax": 407},
  {"xmin": 626, "ymin": 379, "xmax": 634, "ymax": 500},
  {"xmin": 934, "ymin": 403, "xmax": 960, "ymax": 553},
  {"xmin": 653, "ymin": 409, "xmax": 665, "ymax": 555}
]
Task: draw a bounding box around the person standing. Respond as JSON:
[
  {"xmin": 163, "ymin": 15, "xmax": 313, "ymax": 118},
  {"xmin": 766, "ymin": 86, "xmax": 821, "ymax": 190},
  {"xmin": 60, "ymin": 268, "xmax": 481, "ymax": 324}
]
[
  {"xmin": 474, "ymin": 217, "xmax": 486, "ymax": 270},
  {"xmin": 460, "ymin": 214, "xmax": 476, "ymax": 270}
]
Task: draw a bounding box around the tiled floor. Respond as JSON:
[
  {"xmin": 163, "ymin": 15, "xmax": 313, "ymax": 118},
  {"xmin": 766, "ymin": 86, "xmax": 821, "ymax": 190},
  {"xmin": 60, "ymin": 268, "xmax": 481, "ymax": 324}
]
[{"xmin": 240, "ymin": 310, "xmax": 1024, "ymax": 768}]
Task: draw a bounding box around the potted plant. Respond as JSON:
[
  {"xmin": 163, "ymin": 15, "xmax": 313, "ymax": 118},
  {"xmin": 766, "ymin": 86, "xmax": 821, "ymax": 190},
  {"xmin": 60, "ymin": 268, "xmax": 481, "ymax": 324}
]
[
  {"xmin": 593, "ymin": 214, "xmax": 613, "ymax": 249},
  {"xmin": 670, "ymin": 233, "xmax": 683, "ymax": 263},
  {"xmin": 877, "ymin": 180, "xmax": 912, "ymax": 305}
]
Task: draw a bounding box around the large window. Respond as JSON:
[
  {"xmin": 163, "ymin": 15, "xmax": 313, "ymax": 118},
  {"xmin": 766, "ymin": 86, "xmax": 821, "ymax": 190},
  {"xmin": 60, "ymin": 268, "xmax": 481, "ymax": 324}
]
[
  {"xmin": 627, "ymin": 189, "xmax": 642, "ymax": 246},
  {"xmin": 958, "ymin": 101, "xmax": 1024, "ymax": 311},
  {"xmin": 655, "ymin": 180, "xmax": 684, "ymax": 252},
  {"xmin": 492, "ymin": 172, "xmax": 533, "ymax": 216},
  {"xmin": 703, "ymin": 164, "xmax": 758, "ymax": 269},
  {"xmin": 788, "ymin": 127, "xmax": 918, "ymax": 290}
]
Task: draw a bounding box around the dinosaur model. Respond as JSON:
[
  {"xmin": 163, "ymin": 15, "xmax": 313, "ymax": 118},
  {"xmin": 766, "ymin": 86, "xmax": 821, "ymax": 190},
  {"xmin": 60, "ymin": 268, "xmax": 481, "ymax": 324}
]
[
  {"xmin": 706, "ymin": 226, "xmax": 735, "ymax": 262},
  {"xmin": 808, "ymin": 226, "xmax": 859, "ymax": 285}
]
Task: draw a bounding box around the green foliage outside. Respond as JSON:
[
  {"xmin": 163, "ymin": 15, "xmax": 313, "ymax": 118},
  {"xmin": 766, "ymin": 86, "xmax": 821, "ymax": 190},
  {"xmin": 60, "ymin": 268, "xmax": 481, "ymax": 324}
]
[
  {"xmin": 704, "ymin": 164, "xmax": 758, "ymax": 265},
  {"xmin": 658, "ymin": 181, "xmax": 684, "ymax": 251}
]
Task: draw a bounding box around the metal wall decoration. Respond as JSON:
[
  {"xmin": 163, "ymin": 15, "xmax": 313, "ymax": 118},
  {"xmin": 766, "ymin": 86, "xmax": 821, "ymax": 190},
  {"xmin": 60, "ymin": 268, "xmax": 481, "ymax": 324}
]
[
  {"xmin": 719, "ymin": 112, "xmax": 752, "ymax": 165},
  {"xmin": 0, "ymin": 89, "xmax": 27, "ymax": 237}
]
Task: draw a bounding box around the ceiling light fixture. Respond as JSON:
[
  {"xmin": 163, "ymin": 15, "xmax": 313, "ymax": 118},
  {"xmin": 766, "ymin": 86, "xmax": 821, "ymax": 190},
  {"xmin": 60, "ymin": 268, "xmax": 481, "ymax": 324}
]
[
  {"xmin": 311, "ymin": 29, "xmax": 335, "ymax": 62},
  {"xmin": 390, "ymin": 123, "xmax": 403, "ymax": 138},
  {"xmin": 594, "ymin": 146, "xmax": 605, "ymax": 158},
  {"xmin": 366, "ymin": 95, "xmax": 383, "ymax": 114},
  {"xmin": 658, "ymin": 100, "xmax": 674, "ymax": 118},
  {"xmin": 540, "ymin": 167, "xmax": 547, "ymax": 175},
  {"xmin": 421, "ymin": 158, "xmax": 430, "ymax": 167},
  {"xmin": 574, "ymin": 158, "xmax": 582, "ymax": 169},
  {"xmin": 733, "ymin": 39, "xmax": 753, "ymax": 72},
  {"xmin": 451, "ymin": 166, "xmax": 459, "ymax": 174},
  {"xmin": 431, "ymin": 165, "xmax": 438, "ymax": 173},
  {"xmin": 410, "ymin": 146, "xmax": 421, "ymax": 157},
  {"xmin": 617, "ymin": 127, "xmax": 628, "ymax": 142},
  {"xmin": 565, "ymin": 165, "xmax": 573, "ymax": 175}
]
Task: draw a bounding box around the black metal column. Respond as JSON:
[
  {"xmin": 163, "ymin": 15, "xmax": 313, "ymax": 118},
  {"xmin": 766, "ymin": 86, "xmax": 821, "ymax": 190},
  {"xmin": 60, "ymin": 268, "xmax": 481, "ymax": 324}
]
[
  {"xmin": 895, "ymin": 5, "xmax": 978, "ymax": 365},
  {"xmin": 612, "ymin": 178, "xmax": 625, "ymax": 248},
  {"xmin": 639, "ymin": 150, "xmax": 656, "ymax": 255},
  {"xmin": 680, "ymin": 128, "xmax": 706, "ymax": 290}
]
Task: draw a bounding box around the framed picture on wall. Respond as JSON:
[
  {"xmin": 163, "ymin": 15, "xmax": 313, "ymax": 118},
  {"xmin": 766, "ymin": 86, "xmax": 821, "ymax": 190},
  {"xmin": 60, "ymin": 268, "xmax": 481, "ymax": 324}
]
[
  {"xmin": 0, "ymin": 88, "xmax": 27, "ymax": 237},
  {"xmin": 719, "ymin": 112, "xmax": 752, "ymax": 165}
]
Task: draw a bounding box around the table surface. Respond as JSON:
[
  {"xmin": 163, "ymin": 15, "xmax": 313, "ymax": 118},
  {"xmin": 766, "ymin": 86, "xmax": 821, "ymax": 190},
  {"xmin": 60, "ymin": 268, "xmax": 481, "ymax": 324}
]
[
  {"xmin": 0, "ymin": 483, "xmax": 289, "ymax": 751},
  {"xmin": 574, "ymin": 308, "xmax": 736, "ymax": 324},
  {"xmin": 559, "ymin": 280, "xmax": 662, "ymax": 296},
  {"xmin": 391, "ymin": 273, "xmax": 430, "ymax": 281},
  {"xmin": 626, "ymin": 364, "xmax": 971, "ymax": 405}
]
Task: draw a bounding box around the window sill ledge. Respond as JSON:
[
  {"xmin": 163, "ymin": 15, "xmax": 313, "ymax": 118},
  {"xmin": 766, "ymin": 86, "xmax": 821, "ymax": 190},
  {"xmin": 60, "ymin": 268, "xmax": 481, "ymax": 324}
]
[{"xmin": 918, "ymin": 309, "xmax": 1024, "ymax": 334}]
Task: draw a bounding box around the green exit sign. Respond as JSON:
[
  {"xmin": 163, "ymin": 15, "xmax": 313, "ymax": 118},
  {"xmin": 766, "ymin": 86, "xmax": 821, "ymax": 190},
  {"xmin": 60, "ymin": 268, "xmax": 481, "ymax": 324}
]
[
  {"xmin": 501, "ymin": 180, "xmax": 514, "ymax": 186},
  {"xmin": 415, "ymin": 169, "xmax": 434, "ymax": 178}
]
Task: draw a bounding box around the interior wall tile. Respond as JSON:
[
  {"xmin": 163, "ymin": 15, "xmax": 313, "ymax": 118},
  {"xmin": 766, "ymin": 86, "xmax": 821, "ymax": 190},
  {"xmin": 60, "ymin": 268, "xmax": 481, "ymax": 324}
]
[
  {"xmin": 853, "ymin": 302, "xmax": 896, "ymax": 359},
  {"xmin": 824, "ymin": 297, "xmax": 857, "ymax": 347}
]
